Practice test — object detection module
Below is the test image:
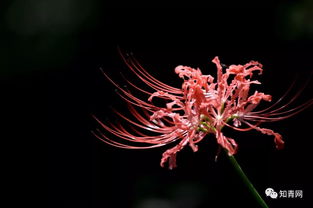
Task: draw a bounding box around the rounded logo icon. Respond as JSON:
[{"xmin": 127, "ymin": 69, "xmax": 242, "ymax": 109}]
[
  {"xmin": 265, "ymin": 188, "xmax": 278, "ymax": 199},
  {"xmin": 270, "ymin": 191, "xmax": 278, "ymax": 199},
  {"xmin": 265, "ymin": 188, "xmax": 274, "ymax": 196}
]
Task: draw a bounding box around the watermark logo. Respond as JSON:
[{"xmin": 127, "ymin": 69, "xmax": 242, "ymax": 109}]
[
  {"xmin": 265, "ymin": 188, "xmax": 303, "ymax": 199},
  {"xmin": 265, "ymin": 188, "xmax": 278, "ymax": 199}
]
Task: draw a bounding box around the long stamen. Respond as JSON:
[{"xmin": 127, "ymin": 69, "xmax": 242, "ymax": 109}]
[
  {"xmin": 246, "ymin": 99, "xmax": 313, "ymax": 122},
  {"xmin": 253, "ymin": 78, "xmax": 297, "ymax": 113},
  {"xmin": 256, "ymin": 74, "xmax": 312, "ymax": 115}
]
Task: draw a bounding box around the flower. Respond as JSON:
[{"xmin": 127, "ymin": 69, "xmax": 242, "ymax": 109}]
[{"xmin": 93, "ymin": 53, "xmax": 312, "ymax": 169}]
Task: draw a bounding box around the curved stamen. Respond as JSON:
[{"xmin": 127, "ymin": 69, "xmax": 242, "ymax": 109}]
[
  {"xmin": 92, "ymin": 129, "xmax": 169, "ymax": 149},
  {"xmin": 128, "ymin": 55, "xmax": 183, "ymax": 93},
  {"xmin": 256, "ymin": 73, "xmax": 312, "ymax": 115},
  {"xmin": 118, "ymin": 50, "xmax": 182, "ymax": 94},
  {"xmin": 246, "ymin": 98, "xmax": 313, "ymax": 122},
  {"xmin": 222, "ymin": 120, "xmax": 261, "ymax": 131},
  {"xmin": 253, "ymin": 77, "xmax": 297, "ymax": 114}
]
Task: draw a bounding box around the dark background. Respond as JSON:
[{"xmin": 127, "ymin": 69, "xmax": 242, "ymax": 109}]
[{"xmin": 1, "ymin": 1, "xmax": 312, "ymax": 208}]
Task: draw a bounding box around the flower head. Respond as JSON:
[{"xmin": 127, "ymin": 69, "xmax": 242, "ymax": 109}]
[{"xmin": 93, "ymin": 53, "xmax": 312, "ymax": 169}]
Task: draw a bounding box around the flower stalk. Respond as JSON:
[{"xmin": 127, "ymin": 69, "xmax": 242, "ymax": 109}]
[
  {"xmin": 199, "ymin": 116, "xmax": 269, "ymax": 207},
  {"xmin": 226, "ymin": 152, "xmax": 269, "ymax": 208}
]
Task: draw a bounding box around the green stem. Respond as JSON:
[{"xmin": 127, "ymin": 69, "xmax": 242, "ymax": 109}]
[
  {"xmin": 198, "ymin": 115, "xmax": 269, "ymax": 207},
  {"xmin": 226, "ymin": 152, "xmax": 269, "ymax": 208}
]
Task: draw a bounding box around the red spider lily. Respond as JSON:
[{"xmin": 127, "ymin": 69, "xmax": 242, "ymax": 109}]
[{"xmin": 93, "ymin": 53, "xmax": 313, "ymax": 169}]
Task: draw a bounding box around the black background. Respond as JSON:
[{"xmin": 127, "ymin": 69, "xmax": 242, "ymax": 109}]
[{"xmin": 2, "ymin": 1, "xmax": 312, "ymax": 208}]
